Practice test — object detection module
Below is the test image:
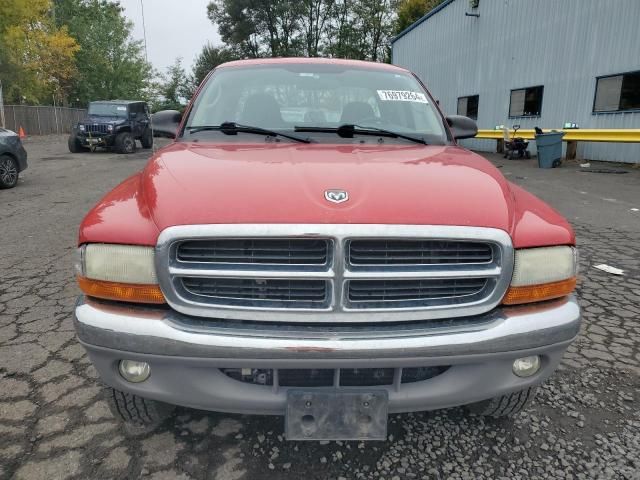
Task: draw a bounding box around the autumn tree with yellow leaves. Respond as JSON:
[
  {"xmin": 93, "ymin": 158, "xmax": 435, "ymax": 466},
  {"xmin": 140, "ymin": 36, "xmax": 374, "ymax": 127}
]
[{"xmin": 0, "ymin": 0, "xmax": 79, "ymax": 104}]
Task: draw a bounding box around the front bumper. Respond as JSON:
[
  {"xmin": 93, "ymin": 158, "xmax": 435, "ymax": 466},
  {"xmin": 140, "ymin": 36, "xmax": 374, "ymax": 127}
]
[
  {"xmin": 75, "ymin": 295, "xmax": 580, "ymax": 415},
  {"xmin": 77, "ymin": 133, "xmax": 116, "ymax": 147},
  {"xmin": 16, "ymin": 144, "xmax": 28, "ymax": 172}
]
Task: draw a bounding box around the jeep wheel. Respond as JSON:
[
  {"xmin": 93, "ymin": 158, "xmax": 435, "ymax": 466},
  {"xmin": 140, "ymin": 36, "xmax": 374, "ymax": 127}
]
[
  {"xmin": 0, "ymin": 155, "xmax": 19, "ymax": 189},
  {"xmin": 115, "ymin": 132, "xmax": 136, "ymax": 154},
  {"xmin": 105, "ymin": 387, "xmax": 174, "ymax": 433},
  {"xmin": 141, "ymin": 128, "xmax": 153, "ymax": 149},
  {"xmin": 68, "ymin": 135, "xmax": 83, "ymax": 153},
  {"xmin": 467, "ymin": 386, "xmax": 537, "ymax": 418}
]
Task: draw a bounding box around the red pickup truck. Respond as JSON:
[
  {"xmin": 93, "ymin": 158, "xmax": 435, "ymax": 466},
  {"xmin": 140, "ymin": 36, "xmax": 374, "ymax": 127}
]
[{"xmin": 74, "ymin": 58, "xmax": 580, "ymax": 440}]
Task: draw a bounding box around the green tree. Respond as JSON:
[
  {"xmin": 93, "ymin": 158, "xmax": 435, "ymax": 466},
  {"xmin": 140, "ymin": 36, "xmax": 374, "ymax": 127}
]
[
  {"xmin": 153, "ymin": 58, "xmax": 192, "ymax": 112},
  {"xmin": 206, "ymin": 0, "xmax": 399, "ymax": 61},
  {"xmin": 301, "ymin": 0, "xmax": 335, "ymax": 57},
  {"xmin": 207, "ymin": 0, "xmax": 307, "ymax": 58},
  {"xmin": 53, "ymin": 0, "xmax": 152, "ymax": 106},
  {"xmin": 323, "ymin": 0, "xmax": 397, "ymax": 61},
  {"xmin": 192, "ymin": 44, "xmax": 239, "ymax": 86},
  {"xmin": 0, "ymin": 0, "xmax": 79, "ymax": 103},
  {"xmin": 396, "ymin": 0, "xmax": 445, "ymax": 34},
  {"xmin": 324, "ymin": 0, "xmax": 359, "ymax": 58},
  {"xmin": 354, "ymin": 0, "xmax": 398, "ymax": 61}
]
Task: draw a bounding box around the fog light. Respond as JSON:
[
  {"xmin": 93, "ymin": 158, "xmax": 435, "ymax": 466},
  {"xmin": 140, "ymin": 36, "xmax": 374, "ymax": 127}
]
[
  {"xmin": 119, "ymin": 360, "xmax": 150, "ymax": 383},
  {"xmin": 512, "ymin": 356, "xmax": 541, "ymax": 377}
]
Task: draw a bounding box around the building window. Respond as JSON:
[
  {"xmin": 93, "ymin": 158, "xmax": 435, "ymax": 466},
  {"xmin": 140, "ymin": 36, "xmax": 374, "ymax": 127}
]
[
  {"xmin": 509, "ymin": 86, "xmax": 544, "ymax": 117},
  {"xmin": 593, "ymin": 71, "xmax": 640, "ymax": 113},
  {"xmin": 457, "ymin": 95, "xmax": 479, "ymax": 120}
]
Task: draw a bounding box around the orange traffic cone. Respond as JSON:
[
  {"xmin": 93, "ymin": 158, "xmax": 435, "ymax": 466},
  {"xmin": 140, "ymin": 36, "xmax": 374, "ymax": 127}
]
[{"xmin": 18, "ymin": 126, "xmax": 26, "ymax": 139}]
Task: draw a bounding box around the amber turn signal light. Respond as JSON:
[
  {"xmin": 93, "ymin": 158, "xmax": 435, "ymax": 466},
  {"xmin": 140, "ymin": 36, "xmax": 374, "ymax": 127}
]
[
  {"xmin": 502, "ymin": 277, "xmax": 576, "ymax": 305},
  {"xmin": 77, "ymin": 276, "xmax": 166, "ymax": 304}
]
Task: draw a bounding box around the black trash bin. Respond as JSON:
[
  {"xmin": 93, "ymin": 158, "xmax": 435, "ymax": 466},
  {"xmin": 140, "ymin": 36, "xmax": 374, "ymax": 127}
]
[{"xmin": 535, "ymin": 131, "xmax": 565, "ymax": 168}]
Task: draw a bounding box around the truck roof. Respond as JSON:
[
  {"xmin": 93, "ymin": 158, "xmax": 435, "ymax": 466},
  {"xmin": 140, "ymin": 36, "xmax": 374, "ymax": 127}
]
[{"xmin": 217, "ymin": 57, "xmax": 409, "ymax": 73}]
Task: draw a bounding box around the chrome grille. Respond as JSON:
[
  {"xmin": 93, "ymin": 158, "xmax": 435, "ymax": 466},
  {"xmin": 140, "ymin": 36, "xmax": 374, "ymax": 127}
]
[
  {"xmin": 180, "ymin": 277, "xmax": 329, "ymax": 309},
  {"xmin": 348, "ymin": 239, "xmax": 492, "ymax": 266},
  {"xmin": 347, "ymin": 278, "xmax": 490, "ymax": 308},
  {"xmin": 177, "ymin": 238, "xmax": 329, "ymax": 265},
  {"xmin": 156, "ymin": 225, "xmax": 514, "ymax": 323}
]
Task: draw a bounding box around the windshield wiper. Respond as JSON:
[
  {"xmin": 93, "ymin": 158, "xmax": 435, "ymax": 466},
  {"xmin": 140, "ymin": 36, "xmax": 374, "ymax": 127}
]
[
  {"xmin": 186, "ymin": 122, "xmax": 312, "ymax": 143},
  {"xmin": 294, "ymin": 124, "xmax": 427, "ymax": 145}
]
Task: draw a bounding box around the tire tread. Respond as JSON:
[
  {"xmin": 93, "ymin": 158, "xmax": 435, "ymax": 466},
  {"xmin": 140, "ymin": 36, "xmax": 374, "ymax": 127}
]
[
  {"xmin": 469, "ymin": 386, "xmax": 537, "ymax": 418},
  {"xmin": 115, "ymin": 131, "xmax": 135, "ymax": 154},
  {"xmin": 106, "ymin": 387, "xmax": 173, "ymax": 427}
]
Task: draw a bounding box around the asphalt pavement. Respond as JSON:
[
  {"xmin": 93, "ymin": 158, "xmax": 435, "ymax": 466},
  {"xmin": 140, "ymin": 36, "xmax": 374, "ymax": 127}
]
[{"xmin": 1, "ymin": 136, "xmax": 638, "ymax": 480}]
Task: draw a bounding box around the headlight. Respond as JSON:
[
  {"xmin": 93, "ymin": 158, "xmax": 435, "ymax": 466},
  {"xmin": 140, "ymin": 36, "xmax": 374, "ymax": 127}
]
[
  {"xmin": 79, "ymin": 124, "xmax": 85, "ymax": 132},
  {"xmin": 76, "ymin": 244, "xmax": 165, "ymax": 304},
  {"xmin": 503, "ymin": 246, "xmax": 577, "ymax": 305},
  {"xmin": 107, "ymin": 124, "xmax": 114, "ymax": 132}
]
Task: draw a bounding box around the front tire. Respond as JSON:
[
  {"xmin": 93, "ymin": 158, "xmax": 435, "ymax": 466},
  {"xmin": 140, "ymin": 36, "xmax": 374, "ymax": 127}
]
[
  {"xmin": 140, "ymin": 128, "xmax": 153, "ymax": 149},
  {"xmin": 105, "ymin": 387, "xmax": 174, "ymax": 432},
  {"xmin": 0, "ymin": 154, "xmax": 19, "ymax": 189},
  {"xmin": 115, "ymin": 131, "xmax": 136, "ymax": 154},
  {"xmin": 68, "ymin": 135, "xmax": 83, "ymax": 153},
  {"xmin": 467, "ymin": 386, "xmax": 537, "ymax": 418}
]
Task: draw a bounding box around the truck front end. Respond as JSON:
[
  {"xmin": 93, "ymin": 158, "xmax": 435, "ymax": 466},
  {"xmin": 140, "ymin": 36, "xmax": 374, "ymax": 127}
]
[{"xmin": 73, "ymin": 59, "xmax": 580, "ymax": 440}]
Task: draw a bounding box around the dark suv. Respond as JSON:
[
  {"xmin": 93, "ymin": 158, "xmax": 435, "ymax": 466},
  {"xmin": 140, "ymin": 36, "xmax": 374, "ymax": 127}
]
[
  {"xmin": 69, "ymin": 100, "xmax": 153, "ymax": 154},
  {"xmin": 0, "ymin": 128, "xmax": 28, "ymax": 189}
]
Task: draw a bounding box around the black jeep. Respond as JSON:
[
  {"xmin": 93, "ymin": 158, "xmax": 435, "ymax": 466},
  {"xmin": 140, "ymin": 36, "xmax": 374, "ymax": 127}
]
[{"xmin": 68, "ymin": 100, "xmax": 153, "ymax": 154}]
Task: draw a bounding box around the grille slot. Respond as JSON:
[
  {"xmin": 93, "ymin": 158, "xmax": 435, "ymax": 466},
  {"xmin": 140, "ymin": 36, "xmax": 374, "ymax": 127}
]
[
  {"xmin": 348, "ymin": 239, "xmax": 493, "ymax": 266},
  {"xmin": 279, "ymin": 369, "xmax": 334, "ymax": 387},
  {"xmin": 220, "ymin": 367, "xmax": 449, "ymax": 388},
  {"xmin": 340, "ymin": 368, "xmax": 394, "ymax": 386},
  {"xmin": 401, "ymin": 366, "xmax": 450, "ymax": 383},
  {"xmin": 181, "ymin": 277, "xmax": 329, "ymax": 308},
  {"xmin": 177, "ymin": 239, "xmax": 329, "ymax": 266},
  {"xmin": 347, "ymin": 278, "xmax": 488, "ymax": 308}
]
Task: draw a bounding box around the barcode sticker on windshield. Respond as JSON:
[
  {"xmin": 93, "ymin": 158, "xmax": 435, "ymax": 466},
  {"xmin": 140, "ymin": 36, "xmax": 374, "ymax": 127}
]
[{"xmin": 377, "ymin": 90, "xmax": 428, "ymax": 103}]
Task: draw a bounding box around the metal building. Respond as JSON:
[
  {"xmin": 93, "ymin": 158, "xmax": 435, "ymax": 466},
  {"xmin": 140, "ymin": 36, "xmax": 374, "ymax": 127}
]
[{"xmin": 391, "ymin": 0, "xmax": 640, "ymax": 163}]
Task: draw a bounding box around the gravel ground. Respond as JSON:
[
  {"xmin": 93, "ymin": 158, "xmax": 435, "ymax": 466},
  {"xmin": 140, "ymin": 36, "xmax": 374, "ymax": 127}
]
[{"xmin": 0, "ymin": 136, "xmax": 638, "ymax": 480}]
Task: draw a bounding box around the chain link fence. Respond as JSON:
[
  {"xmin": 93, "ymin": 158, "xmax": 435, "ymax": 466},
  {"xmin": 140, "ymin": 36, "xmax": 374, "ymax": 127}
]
[{"xmin": 1, "ymin": 105, "xmax": 87, "ymax": 135}]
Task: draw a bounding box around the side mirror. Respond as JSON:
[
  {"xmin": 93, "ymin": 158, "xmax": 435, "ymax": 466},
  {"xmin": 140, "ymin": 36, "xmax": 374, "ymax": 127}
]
[
  {"xmin": 446, "ymin": 115, "xmax": 478, "ymax": 140},
  {"xmin": 151, "ymin": 110, "xmax": 182, "ymax": 139}
]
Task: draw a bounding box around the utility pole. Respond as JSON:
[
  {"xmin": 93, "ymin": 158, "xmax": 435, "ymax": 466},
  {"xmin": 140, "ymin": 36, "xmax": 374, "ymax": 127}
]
[
  {"xmin": 140, "ymin": 0, "xmax": 155, "ymax": 152},
  {"xmin": 140, "ymin": 0, "xmax": 149, "ymax": 64}
]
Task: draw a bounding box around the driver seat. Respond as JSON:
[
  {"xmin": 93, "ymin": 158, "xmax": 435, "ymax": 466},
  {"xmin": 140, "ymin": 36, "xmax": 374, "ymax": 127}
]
[
  {"xmin": 240, "ymin": 93, "xmax": 284, "ymax": 127},
  {"xmin": 340, "ymin": 102, "xmax": 375, "ymax": 124}
]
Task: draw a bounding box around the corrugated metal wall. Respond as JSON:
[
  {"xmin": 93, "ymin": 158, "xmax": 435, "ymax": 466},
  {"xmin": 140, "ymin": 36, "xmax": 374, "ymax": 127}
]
[{"xmin": 392, "ymin": 0, "xmax": 640, "ymax": 163}]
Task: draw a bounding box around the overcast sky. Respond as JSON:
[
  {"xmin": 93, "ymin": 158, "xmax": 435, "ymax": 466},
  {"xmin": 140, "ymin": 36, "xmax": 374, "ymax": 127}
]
[{"xmin": 119, "ymin": 0, "xmax": 222, "ymax": 73}]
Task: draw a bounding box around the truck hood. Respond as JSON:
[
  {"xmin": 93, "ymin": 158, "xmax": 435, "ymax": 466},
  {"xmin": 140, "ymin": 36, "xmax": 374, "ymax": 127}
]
[{"xmin": 142, "ymin": 142, "xmax": 515, "ymax": 231}]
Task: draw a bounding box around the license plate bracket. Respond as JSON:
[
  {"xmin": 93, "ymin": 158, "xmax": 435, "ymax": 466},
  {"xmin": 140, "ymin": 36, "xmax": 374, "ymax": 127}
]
[{"xmin": 285, "ymin": 390, "xmax": 388, "ymax": 441}]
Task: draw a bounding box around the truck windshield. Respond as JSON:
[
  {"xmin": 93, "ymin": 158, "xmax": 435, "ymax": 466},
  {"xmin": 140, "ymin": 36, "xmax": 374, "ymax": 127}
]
[
  {"xmin": 185, "ymin": 63, "xmax": 447, "ymax": 144},
  {"xmin": 88, "ymin": 103, "xmax": 128, "ymax": 117}
]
